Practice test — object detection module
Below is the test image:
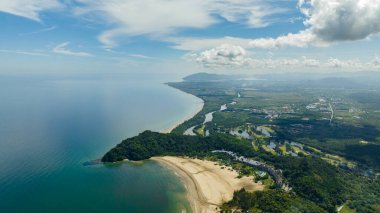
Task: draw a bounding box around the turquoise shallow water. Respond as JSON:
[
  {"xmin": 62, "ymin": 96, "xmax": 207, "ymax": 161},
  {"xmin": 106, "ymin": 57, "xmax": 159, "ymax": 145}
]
[{"xmin": 0, "ymin": 73, "xmax": 199, "ymax": 213}]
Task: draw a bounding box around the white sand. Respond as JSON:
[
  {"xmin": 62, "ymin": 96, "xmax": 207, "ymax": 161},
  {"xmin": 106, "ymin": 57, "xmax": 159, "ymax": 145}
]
[{"xmin": 153, "ymin": 156, "xmax": 264, "ymax": 213}]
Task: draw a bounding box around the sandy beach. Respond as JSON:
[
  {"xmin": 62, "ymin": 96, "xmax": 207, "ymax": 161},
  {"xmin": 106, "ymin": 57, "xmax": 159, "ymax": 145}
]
[{"xmin": 153, "ymin": 156, "xmax": 264, "ymax": 213}]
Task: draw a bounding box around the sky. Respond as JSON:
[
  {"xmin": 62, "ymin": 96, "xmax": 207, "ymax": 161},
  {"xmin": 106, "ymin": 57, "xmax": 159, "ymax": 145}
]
[{"xmin": 1, "ymin": 0, "xmax": 380, "ymax": 74}]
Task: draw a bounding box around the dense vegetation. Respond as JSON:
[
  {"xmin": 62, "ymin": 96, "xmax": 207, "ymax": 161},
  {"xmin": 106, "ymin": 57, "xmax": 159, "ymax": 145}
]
[
  {"xmin": 344, "ymin": 144, "xmax": 380, "ymax": 169},
  {"xmin": 341, "ymin": 173, "xmax": 380, "ymax": 213},
  {"xmin": 268, "ymin": 156, "xmax": 345, "ymax": 211},
  {"xmin": 223, "ymin": 189, "xmax": 326, "ymax": 213},
  {"xmin": 102, "ymin": 131, "xmax": 254, "ymax": 162}
]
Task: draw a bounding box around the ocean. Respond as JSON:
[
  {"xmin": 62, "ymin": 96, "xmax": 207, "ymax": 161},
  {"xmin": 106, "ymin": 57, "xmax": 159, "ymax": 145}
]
[{"xmin": 0, "ymin": 72, "xmax": 201, "ymax": 213}]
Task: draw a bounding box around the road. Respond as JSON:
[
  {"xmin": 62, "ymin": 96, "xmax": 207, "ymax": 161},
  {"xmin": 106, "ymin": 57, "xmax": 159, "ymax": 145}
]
[{"xmin": 329, "ymin": 103, "xmax": 334, "ymax": 124}]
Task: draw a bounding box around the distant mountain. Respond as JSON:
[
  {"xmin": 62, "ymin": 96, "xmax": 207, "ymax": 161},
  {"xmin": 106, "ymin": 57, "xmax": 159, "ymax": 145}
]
[{"xmin": 183, "ymin": 72, "xmax": 245, "ymax": 82}]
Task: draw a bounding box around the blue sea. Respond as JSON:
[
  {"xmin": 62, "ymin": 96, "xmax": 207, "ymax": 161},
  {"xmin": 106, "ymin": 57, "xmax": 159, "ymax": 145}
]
[{"xmin": 0, "ymin": 73, "xmax": 201, "ymax": 213}]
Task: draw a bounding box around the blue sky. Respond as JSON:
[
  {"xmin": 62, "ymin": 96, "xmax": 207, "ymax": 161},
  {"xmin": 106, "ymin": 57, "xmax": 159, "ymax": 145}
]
[{"xmin": 1, "ymin": 0, "xmax": 380, "ymax": 74}]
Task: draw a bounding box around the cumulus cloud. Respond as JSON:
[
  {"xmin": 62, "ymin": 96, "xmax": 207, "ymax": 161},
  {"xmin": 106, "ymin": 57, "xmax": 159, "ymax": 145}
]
[
  {"xmin": 190, "ymin": 45, "xmax": 380, "ymax": 71},
  {"xmin": 245, "ymin": 57, "xmax": 323, "ymax": 70},
  {"xmin": 189, "ymin": 45, "xmax": 322, "ymax": 69},
  {"xmin": 169, "ymin": 36, "xmax": 252, "ymax": 51},
  {"xmin": 190, "ymin": 44, "xmax": 251, "ymax": 68},
  {"xmin": 260, "ymin": 57, "xmax": 367, "ymax": 71},
  {"xmin": 299, "ymin": 57, "xmax": 319, "ymax": 67},
  {"xmin": 0, "ymin": 0, "xmax": 62, "ymax": 22},
  {"xmin": 372, "ymin": 57, "xmax": 380, "ymax": 67},
  {"xmin": 326, "ymin": 58, "xmax": 361, "ymax": 69},
  {"xmin": 191, "ymin": 45, "xmax": 325, "ymax": 70},
  {"xmin": 326, "ymin": 58, "xmax": 346, "ymax": 68},
  {"xmin": 170, "ymin": 31, "xmax": 316, "ymax": 51},
  {"xmin": 300, "ymin": 0, "xmax": 380, "ymax": 42},
  {"xmin": 249, "ymin": 31, "xmax": 319, "ymax": 48},
  {"xmin": 53, "ymin": 42, "xmax": 93, "ymax": 57},
  {"xmin": 74, "ymin": 0, "xmax": 286, "ymax": 48},
  {"xmin": 248, "ymin": 0, "xmax": 380, "ymax": 49}
]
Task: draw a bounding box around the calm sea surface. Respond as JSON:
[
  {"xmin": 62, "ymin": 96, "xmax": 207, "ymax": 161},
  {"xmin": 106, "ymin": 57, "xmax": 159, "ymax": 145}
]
[{"xmin": 0, "ymin": 73, "xmax": 200, "ymax": 213}]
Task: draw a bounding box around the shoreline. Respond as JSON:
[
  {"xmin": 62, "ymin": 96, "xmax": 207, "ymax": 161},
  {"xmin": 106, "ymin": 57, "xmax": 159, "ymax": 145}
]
[
  {"xmin": 153, "ymin": 156, "xmax": 264, "ymax": 213},
  {"xmin": 160, "ymin": 85, "xmax": 204, "ymax": 134},
  {"xmin": 155, "ymin": 84, "xmax": 263, "ymax": 212}
]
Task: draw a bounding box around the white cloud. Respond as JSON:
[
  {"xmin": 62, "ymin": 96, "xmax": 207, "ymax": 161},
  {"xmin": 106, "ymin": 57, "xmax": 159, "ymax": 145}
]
[
  {"xmin": 211, "ymin": 1, "xmax": 287, "ymax": 28},
  {"xmin": 0, "ymin": 0, "xmax": 62, "ymax": 22},
  {"xmin": 301, "ymin": 57, "xmax": 320, "ymax": 67},
  {"xmin": 75, "ymin": 0, "xmax": 215, "ymax": 47},
  {"xmin": 19, "ymin": 26, "xmax": 56, "ymax": 36},
  {"xmin": 170, "ymin": 32, "xmax": 318, "ymax": 51},
  {"xmin": 74, "ymin": 0, "xmax": 286, "ymax": 48},
  {"xmin": 52, "ymin": 42, "xmax": 93, "ymax": 57},
  {"xmin": 326, "ymin": 58, "xmax": 346, "ymax": 68},
  {"xmin": 249, "ymin": 30, "xmax": 319, "ymax": 48},
  {"xmin": 190, "ymin": 44, "xmax": 251, "ymax": 68},
  {"xmin": 0, "ymin": 49, "xmax": 48, "ymax": 56},
  {"xmin": 372, "ymin": 57, "xmax": 380, "ymax": 67},
  {"xmin": 281, "ymin": 58, "xmax": 300, "ymax": 67},
  {"xmin": 169, "ymin": 36, "xmax": 252, "ymax": 51},
  {"xmin": 326, "ymin": 58, "xmax": 366, "ymax": 70},
  {"xmin": 248, "ymin": 0, "xmax": 380, "ymax": 49},
  {"xmin": 245, "ymin": 57, "xmax": 323, "ymax": 70},
  {"xmin": 266, "ymin": 57, "xmax": 379, "ymax": 71},
  {"xmin": 189, "ymin": 45, "xmax": 380, "ymax": 71},
  {"xmin": 128, "ymin": 54, "xmax": 156, "ymax": 60},
  {"xmin": 248, "ymin": 6, "xmax": 288, "ymax": 28},
  {"xmin": 300, "ymin": 0, "xmax": 380, "ymax": 42}
]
